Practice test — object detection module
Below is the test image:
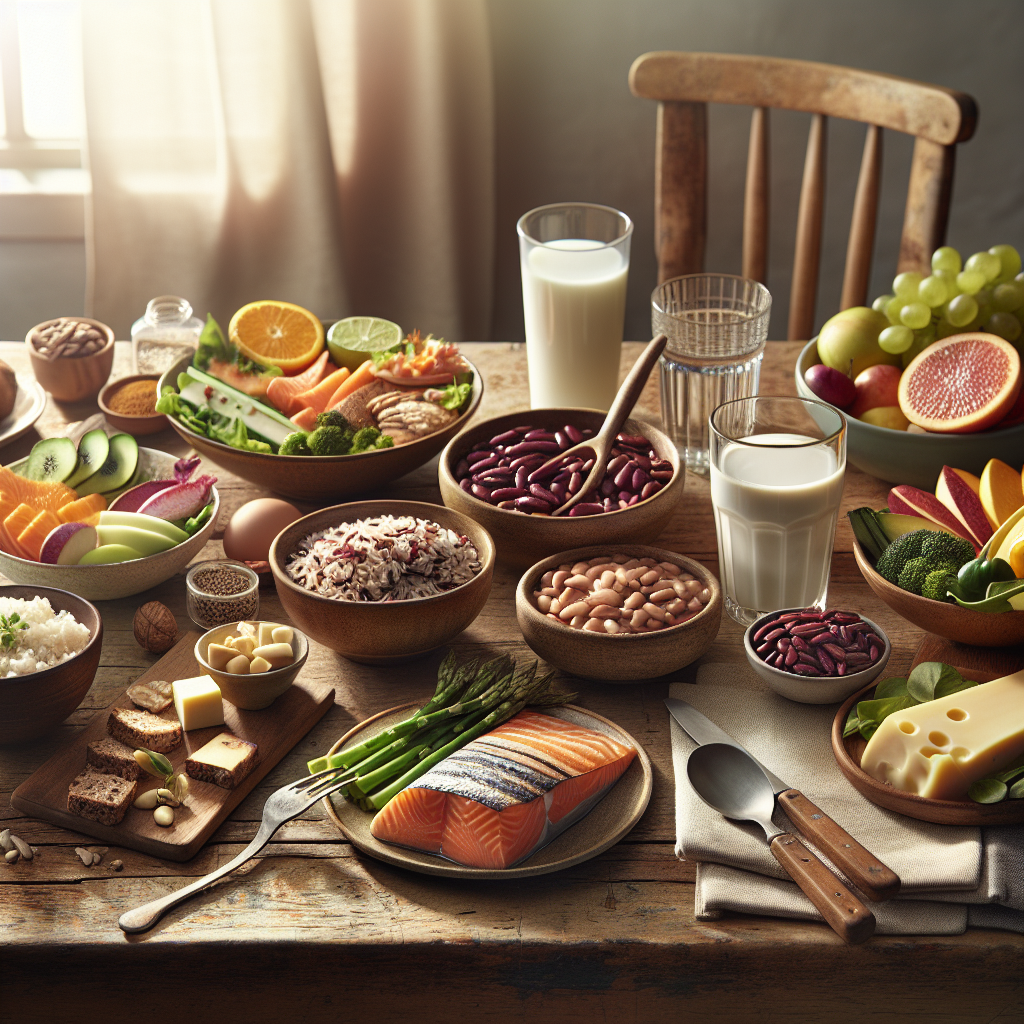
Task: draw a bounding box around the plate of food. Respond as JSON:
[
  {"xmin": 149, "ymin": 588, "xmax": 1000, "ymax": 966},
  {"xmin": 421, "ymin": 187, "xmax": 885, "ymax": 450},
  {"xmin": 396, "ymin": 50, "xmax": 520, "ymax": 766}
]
[
  {"xmin": 315, "ymin": 654, "xmax": 653, "ymax": 879},
  {"xmin": 0, "ymin": 374, "xmax": 46, "ymax": 450},
  {"xmin": 156, "ymin": 307, "xmax": 482, "ymax": 501},
  {"xmin": 831, "ymin": 664, "xmax": 1024, "ymax": 827}
]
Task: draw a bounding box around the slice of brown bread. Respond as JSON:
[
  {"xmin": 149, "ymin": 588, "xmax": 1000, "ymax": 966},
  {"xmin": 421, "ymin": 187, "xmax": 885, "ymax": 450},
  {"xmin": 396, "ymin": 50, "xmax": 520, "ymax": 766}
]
[
  {"xmin": 107, "ymin": 706, "xmax": 182, "ymax": 753},
  {"xmin": 86, "ymin": 737, "xmax": 140, "ymax": 781},
  {"xmin": 68, "ymin": 766, "xmax": 137, "ymax": 826},
  {"xmin": 185, "ymin": 732, "xmax": 258, "ymax": 789}
]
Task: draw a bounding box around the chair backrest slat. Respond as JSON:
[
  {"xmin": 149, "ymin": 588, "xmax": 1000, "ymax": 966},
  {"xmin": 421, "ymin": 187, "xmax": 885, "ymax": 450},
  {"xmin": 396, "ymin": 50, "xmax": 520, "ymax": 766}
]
[
  {"xmin": 898, "ymin": 136, "xmax": 957, "ymax": 273},
  {"xmin": 841, "ymin": 124, "xmax": 884, "ymax": 310},
  {"xmin": 789, "ymin": 113, "xmax": 828, "ymax": 341},
  {"xmin": 742, "ymin": 107, "xmax": 770, "ymax": 285},
  {"xmin": 655, "ymin": 101, "xmax": 707, "ymax": 282}
]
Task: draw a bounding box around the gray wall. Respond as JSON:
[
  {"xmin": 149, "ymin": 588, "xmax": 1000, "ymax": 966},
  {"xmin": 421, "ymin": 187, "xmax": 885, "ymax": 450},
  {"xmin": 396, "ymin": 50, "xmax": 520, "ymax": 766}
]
[
  {"xmin": 1, "ymin": 0, "xmax": 1021, "ymax": 343},
  {"xmin": 489, "ymin": 0, "xmax": 1024, "ymax": 342}
]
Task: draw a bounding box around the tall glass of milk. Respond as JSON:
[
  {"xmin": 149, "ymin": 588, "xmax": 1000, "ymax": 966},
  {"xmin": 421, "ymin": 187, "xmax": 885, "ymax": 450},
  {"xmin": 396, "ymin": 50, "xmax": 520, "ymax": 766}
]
[
  {"xmin": 518, "ymin": 203, "xmax": 632, "ymax": 410},
  {"xmin": 710, "ymin": 396, "xmax": 847, "ymax": 626}
]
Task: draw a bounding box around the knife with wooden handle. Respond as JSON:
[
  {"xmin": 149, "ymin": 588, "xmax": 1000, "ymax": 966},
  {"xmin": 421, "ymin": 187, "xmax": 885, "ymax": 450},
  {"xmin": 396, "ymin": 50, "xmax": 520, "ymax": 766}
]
[{"xmin": 665, "ymin": 697, "xmax": 900, "ymax": 901}]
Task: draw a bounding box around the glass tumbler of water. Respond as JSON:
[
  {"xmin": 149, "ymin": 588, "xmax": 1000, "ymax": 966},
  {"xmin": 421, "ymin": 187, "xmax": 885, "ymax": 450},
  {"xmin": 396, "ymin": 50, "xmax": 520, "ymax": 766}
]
[{"xmin": 653, "ymin": 274, "xmax": 771, "ymax": 475}]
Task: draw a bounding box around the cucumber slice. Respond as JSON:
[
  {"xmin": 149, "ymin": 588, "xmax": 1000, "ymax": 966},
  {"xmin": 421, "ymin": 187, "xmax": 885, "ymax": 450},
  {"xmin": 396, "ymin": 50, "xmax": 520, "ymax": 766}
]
[
  {"xmin": 75, "ymin": 434, "xmax": 140, "ymax": 496},
  {"xmin": 66, "ymin": 429, "xmax": 110, "ymax": 489},
  {"xmin": 23, "ymin": 438, "xmax": 78, "ymax": 483}
]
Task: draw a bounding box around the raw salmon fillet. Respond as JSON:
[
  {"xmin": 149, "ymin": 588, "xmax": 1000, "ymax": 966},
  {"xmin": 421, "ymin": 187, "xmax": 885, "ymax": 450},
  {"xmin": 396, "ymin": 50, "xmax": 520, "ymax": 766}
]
[{"xmin": 370, "ymin": 710, "xmax": 636, "ymax": 869}]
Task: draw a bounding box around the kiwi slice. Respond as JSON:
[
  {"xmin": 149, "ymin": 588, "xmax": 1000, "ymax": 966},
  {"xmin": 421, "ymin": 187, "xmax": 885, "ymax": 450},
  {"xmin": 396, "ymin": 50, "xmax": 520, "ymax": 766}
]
[
  {"xmin": 65, "ymin": 429, "xmax": 111, "ymax": 489},
  {"xmin": 75, "ymin": 433, "xmax": 140, "ymax": 496},
  {"xmin": 23, "ymin": 437, "xmax": 79, "ymax": 483}
]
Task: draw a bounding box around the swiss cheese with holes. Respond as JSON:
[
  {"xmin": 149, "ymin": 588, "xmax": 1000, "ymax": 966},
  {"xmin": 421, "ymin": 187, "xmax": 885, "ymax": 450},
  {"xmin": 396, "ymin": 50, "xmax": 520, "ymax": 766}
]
[{"xmin": 861, "ymin": 670, "xmax": 1024, "ymax": 799}]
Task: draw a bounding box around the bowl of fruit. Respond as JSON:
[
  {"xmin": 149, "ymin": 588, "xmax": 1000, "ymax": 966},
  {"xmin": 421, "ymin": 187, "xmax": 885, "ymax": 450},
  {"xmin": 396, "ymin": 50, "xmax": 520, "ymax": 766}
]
[
  {"xmin": 796, "ymin": 244, "xmax": 1024, "ymax": 488},
  {"xmin": 156, "ymin": 307, "xmax": 482, "ymax": 502},
  {"xmin": 0, "ymin": 432, "xmax": 219, "ymax": 600}
]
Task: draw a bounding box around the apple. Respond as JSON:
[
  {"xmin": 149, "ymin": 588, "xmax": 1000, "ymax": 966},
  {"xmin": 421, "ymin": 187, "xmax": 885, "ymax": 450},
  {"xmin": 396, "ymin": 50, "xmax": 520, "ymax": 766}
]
[
  {"xmin": 816, "ymin": 307, "xmax": 900, "ymax": 379},
  {"xmin": 849, "ymin": 364, "xmax": 903, "ymax": 419},
  {"xmin": 39, "ymin": 523, "xmax": 97, "ymax": 565},
  {"xmin": 859, "ymin": 406, "xmax": 909, "ymax": 430},
  {"xmin": 804, "ymin": 363, "xmax": 856, "ymax": 409}
]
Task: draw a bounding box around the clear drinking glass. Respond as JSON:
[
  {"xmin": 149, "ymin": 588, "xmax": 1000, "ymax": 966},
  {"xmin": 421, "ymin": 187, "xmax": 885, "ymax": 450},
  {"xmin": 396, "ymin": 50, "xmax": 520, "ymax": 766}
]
[
  {"xmin": 709, "ymin": 396, "xmax": 847, "ymax": 626},
  {"xmin": 653, "ymin": 274, "xmax": 771, "ymax": 476},
  {"xmin": 518, "ymin": 203, "xmax": 633, "ymax": 410}
]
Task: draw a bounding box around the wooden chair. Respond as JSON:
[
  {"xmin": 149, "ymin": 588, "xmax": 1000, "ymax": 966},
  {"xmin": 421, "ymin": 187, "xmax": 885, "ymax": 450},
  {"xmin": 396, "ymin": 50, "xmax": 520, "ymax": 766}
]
[{"xmin": 628, "ymin": 53, "xmax": 978, "ymax": 339}]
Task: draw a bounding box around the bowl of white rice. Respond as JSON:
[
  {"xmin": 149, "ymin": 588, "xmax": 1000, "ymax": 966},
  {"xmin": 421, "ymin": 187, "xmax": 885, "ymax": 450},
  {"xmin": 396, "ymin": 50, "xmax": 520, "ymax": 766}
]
[{"xmin": 0, "ymin": 586, "xmax": 103, "ymax": 745}]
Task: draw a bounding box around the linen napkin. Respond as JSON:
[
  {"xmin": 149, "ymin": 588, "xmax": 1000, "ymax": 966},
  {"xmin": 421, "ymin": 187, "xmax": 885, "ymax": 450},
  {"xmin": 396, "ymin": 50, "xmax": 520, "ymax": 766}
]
[{"xmin": 669, "ymin": 664, "xmax": 1024, "ymax": 935}]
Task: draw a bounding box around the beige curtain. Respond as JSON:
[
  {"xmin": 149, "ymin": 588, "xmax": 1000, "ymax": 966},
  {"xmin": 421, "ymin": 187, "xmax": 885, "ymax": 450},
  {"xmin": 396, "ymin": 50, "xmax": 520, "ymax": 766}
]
[{"xmin": 81, "ymin": 0, "xmax": 494, "ymax": 342}]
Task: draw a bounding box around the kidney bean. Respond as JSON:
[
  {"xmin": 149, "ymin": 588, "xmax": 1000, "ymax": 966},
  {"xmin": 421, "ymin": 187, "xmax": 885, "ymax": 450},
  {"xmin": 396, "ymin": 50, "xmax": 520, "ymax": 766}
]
[
  {"xmin": 567, "ymin": 471, "xmax": 582, "ymax": 495},
  {"xmin": 632, "ymin": 468, "xmax": 649, "ymax": 491},
  {"xmin": 530, "ymin": 483, "xmax": 559, "ymax": 505},
  {"xmin": 515, "ymin": 466, "xmax": 528, "ymax": 489},
  {"xmin": 490, "ymin": 429, "xmax": 520, "ymax": 447},
  {"xmin": 497, "ymin": 500, "xmax": 516, "ymax": 509},
  {"xmin": 515, "ymin": 496, "xmax": 551, "ymax": 513},
  {"xmin": 817, "ymin": 648, "xmax": 835, "ymax": 673},
  {"xmin": 551, "ymin": 480, "xmax": 566, "ymax": 502},
  {"xmin": 607, "ymin": 454, "xmax": 629, "ymax": 475},
  {"xmin": 507, "ymin": 440, "xmax": 560, "ymax": 458},
  {"xmin": 613, "ymin": 462, "xmax": 636, "ymax": 489},
  {"xmin": 471, "ymin": 483, "xmax": 492, "ymax": 501},
  {"xmin": 455, "ymin": 458, "xmax": 470, "ymax": 478},
  {"xmin": 490, "ymin": 487, "xmax": 528, "ymax": 502},
  {"xmin": 569, "ymin": 503, "xmax": 605, "ymax": 516},
  {"xmin": 792, "ymin": 663, "xmax": 822, "ymax": 676},
  {"xmin": 477, "ymin": 470, "xmax": 514, "ymax": 485},
  {"xmin": 467, "ymin": 449, "xmax": 494, "ymax": 464},
  {"xmin": 525, "ymin": 429, "xmax": 557, "ymax": 442},
  {"xmin": 469, "ymin": 454, "xmax": 502, "ymax": 473},
  {"xmin": 459, "ymin": 477, "xmax": 473, "ymax": 494},
  {"xmin": 510, "ymin": 453, "xmax": 546, "ymax": 472},
  {"xmin": 650, "ymin": 468, "xmax": 674, "ymax": 481}
]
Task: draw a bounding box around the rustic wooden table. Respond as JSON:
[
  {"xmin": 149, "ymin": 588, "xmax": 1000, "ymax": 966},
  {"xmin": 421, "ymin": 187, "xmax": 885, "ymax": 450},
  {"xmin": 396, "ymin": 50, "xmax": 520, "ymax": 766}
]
[{"xmin": 1, "ymin": 341, "xmax": 1021, "ymax": 1024}]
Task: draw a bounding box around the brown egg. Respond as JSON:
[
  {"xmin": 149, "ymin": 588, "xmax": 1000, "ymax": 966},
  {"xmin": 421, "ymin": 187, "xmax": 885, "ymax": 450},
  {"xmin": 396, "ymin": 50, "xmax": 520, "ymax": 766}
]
[{"xmin": 223, "ymin": 498, "xmax": 302, "ymax": 562}]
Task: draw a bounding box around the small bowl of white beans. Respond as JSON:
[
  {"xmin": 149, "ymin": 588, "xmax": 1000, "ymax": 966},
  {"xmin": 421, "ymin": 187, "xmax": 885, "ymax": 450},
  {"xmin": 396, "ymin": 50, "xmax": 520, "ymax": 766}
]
[{"xmin": 515, "ymin": 545, "xmax": 722, "ymax": 682}]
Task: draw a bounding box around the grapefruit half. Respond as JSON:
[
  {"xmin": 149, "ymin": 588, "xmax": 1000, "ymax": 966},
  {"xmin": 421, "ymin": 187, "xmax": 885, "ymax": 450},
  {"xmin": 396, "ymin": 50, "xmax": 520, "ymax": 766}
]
[{"xmin": 897, "ymin": 333, "xmax": 1021, "ymax": 433}]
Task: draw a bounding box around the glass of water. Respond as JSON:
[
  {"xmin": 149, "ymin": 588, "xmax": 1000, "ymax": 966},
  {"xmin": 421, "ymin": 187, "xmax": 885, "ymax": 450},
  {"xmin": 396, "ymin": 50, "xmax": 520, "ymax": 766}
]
[{"xmin": 653, "ymin": 274, "xmax": 772, "ymax": 475}]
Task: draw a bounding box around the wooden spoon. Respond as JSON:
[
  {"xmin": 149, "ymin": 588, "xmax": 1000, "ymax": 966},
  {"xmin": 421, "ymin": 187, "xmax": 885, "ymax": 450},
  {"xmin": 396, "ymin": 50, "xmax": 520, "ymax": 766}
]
[{"xmin": 538, "ymin": 334, "xmax": 667, "ymax": 516}]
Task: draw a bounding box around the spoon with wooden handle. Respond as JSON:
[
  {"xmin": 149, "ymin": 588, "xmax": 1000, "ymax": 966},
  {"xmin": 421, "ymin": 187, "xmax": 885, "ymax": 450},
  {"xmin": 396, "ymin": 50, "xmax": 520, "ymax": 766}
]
[
  {"xmin": 536, "ymin": 333, "xmax": 667, "ymax": 516},
  {"xmin": 687, "ymin": 742, "xmax": 876, "ymax": 945}
]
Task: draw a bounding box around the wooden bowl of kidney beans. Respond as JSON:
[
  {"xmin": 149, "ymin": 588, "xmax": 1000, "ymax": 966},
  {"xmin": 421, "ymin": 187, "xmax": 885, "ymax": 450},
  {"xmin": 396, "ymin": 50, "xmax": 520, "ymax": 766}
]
[
  {"xmin": 439, "ymin": 409, "xmax": 684, "ymax": 569},
  {"xmin": 742, "ymin": 607, "xmax": 892, "ymax": 705}
]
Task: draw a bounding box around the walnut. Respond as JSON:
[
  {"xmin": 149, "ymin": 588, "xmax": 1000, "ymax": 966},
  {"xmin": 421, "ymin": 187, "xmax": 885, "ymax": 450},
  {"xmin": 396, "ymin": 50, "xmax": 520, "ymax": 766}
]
[
  {"xmin": 133, "ymin": 602, "xmax": 178, "ymax": 654},
  {"xmin": 367, "ymin": 392, "xmax": 458, "ymax": 446}
]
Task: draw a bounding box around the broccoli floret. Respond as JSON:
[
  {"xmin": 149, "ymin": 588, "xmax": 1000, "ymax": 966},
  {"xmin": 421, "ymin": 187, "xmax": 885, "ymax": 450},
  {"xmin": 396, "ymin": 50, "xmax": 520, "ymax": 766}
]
[
  {"xmin": 307, "ymin": 425, "xmax": 354, "ymax": 456},
  {"xmin": 922, "ymin": 568, "xmax": 959, "ymax": 602},
  {"xmin": 897, "ymin": 557, "xmax": 933, "ymax": 595},
  {"xmin": 349, "ymin": 426, "xmax": 385, "ymax": 454},
  {"xmin": 875, "ymin": 529, "xmax": 928, "ymax": 583},
  {"xmin": 279, "ymin": 431, "xmax": 312, "ymax": 456},
  {"xmin": 315, "ymin": 409, "xmax": 351, "ymax": 431},
  {"xmin": 919, "ymin": 530, "xmax": 976, "ymax": 571},
  {"xmin": 374, "ymin": 433, "xmax": 394, "ymax": 450}
]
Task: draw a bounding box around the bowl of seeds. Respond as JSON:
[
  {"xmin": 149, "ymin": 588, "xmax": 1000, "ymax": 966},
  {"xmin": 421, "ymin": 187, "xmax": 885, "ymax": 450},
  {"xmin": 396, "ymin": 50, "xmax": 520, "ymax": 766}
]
[
  {"xmin": 99, "ymin": 374, "xmax": 167, "ymax": 436},
  {"xmin": 185, "ymin": 560, "xmax": 260, "ymax": 630},
  {"xmin": 27, "ymin": 316, "xmax": 115, "ymax": 403}
]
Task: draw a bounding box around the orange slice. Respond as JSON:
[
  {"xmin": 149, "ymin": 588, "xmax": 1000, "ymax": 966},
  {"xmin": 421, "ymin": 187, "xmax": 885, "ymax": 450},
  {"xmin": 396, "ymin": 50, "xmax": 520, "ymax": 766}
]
[{"xmin": 228, "ymin": 300, "xmax": 324, "ymax": 372}]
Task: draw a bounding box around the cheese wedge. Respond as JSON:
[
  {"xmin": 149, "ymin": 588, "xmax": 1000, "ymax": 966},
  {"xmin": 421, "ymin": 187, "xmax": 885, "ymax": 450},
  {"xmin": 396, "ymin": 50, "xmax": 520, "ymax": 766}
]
[
  {"xmin": 861, "ymin": 670, "xmax": 1024, "ymax": 799},
  {"xmin": 172, "ymin": 674, "xmax": 224, "ymax": 731}
]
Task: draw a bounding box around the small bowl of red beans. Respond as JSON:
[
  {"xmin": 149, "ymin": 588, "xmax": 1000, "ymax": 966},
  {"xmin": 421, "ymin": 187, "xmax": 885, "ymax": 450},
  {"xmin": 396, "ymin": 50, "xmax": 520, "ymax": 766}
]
[{"xmin": 438, "ymin": 409, "xmax": 684, "ymax": 569}]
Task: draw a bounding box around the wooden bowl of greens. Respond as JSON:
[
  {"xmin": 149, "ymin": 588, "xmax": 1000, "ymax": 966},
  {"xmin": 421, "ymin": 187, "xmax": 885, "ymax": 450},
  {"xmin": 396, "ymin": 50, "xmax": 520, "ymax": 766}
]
[{"xmin": 157, "ymin": 353, "xmax": 483, "ymax": 502}]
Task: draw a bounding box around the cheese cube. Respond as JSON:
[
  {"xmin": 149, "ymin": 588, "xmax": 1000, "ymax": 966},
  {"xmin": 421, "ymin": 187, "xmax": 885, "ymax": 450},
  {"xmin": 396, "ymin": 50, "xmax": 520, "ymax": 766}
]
[
  {"xmin": 225, "ymin": 654, "xmax": 250, "ymax": 674},
  {"xmin": 230, "ymin": 635, "xmax": 256, "ymax": 659},
  {"xmin": 257, "ymin": 622, "xmax": 275, "ymax": 647},
  {"xmin": 251, "ymin": 642, "xmax": 294, "ymax": 668},
  {"xmin": 206, "ymin": 643, "xmax": 235, "ymax": 671},
  {"xmin": 271, "ymin": 625, "xmax": 293, "ymax": 645},
  {"xmin": 861, "ymin": 670, "xmax": 1024, "ymax": 799},
  {"xmin": 249, "ymin": 656, "xmax": 272, "ymax": 673},
  {"xmin": 186, "ymin": 732, "xmax": 258, "ymax": 789},
  {"xmin": 172, "ymin": 675, "xmax": 224, "ymax": 731}
]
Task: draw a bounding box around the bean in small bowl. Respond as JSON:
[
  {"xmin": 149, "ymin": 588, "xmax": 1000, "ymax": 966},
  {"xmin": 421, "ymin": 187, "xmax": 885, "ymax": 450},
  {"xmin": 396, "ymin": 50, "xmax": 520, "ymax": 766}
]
[{"xmin": 742, "ymin": 608, "xmax": 891, "ymax": 705}]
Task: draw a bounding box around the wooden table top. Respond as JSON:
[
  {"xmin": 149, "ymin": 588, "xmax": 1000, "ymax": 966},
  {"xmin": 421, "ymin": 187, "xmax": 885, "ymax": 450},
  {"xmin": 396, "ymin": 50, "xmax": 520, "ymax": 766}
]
[{"xmin": 1, "ymin": 340, "xmax": 1020, "ymax": 1024}]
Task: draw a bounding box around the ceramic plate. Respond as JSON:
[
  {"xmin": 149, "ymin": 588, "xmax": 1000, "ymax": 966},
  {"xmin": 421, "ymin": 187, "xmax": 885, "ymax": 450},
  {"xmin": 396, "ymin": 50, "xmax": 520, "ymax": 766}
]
[
  {"xmin": 0, "ymin": 376, "xmax": 46, "ymax": 449},
  {"xmin": 831, "ymin": 682, "xmax": 1023, "ymax": 826},
  {"xmin": 323, "ymin": 703, "xmax": 653, "ymax": 879}
]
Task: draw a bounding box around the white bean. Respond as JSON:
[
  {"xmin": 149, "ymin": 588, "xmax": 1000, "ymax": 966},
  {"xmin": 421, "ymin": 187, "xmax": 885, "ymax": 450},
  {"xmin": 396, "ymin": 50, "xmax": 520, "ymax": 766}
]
[
  {"xmin": 624, "ymin": 592, "xmax": 646, "ymax": 610},
  {"xmin": 588, "ymin": 604, "xmax": 620, "ymax": 619},
  {"xmin": 583, "ymin": 619, "xmax": 605, "ymax": 633},
  {"xmin": 604, "ymin": 619, "xmax": 620, "ymax": 634},
  {"xmin": 589, "ymin": 588, "xmax": 622, "ymax": 607},
  {"xmin": 537, "ymin": 594, "xmax": 552, "ymax": 613},
  {"xmin": 559, "ymin": 601, "xmax": 590, "ymax": 621}
]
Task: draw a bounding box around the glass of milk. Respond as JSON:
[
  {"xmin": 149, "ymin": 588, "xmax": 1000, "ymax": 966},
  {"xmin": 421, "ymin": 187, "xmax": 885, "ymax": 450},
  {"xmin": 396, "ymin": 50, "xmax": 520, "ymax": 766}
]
[
  {"xmin": 710, "ymin": 396, "xmax": 847, "ymax": 626},
  {"xmin": 518, "ymin": 203, "xmax": 632, "ymax": 410}
]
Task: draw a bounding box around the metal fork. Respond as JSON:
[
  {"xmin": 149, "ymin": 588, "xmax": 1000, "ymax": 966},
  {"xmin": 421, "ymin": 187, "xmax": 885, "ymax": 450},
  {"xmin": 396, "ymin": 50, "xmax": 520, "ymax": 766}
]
[{"xmin": 118, "ymin": 765, "xmax": 354, "ymax": 934}]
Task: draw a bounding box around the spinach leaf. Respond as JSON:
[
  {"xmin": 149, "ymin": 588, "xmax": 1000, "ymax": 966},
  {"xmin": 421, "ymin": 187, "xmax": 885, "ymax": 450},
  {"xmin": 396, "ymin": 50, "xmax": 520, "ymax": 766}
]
[{"xmin": 907, "ymin": 662, "xmax": 963, "ymax": 703}]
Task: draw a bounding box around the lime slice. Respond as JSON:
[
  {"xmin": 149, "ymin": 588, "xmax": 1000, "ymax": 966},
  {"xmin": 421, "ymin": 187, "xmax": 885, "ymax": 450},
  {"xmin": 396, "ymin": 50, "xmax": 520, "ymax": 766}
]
[{"xmin": 327, "ymin": 316, "xmax": 403, "ymax": 371}]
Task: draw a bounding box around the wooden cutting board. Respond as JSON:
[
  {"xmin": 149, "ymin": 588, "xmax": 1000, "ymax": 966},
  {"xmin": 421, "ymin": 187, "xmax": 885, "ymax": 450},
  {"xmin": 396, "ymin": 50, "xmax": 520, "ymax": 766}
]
[{"xmin": 10, "ymin": 631, "xmax": 335, "ymax": 862}]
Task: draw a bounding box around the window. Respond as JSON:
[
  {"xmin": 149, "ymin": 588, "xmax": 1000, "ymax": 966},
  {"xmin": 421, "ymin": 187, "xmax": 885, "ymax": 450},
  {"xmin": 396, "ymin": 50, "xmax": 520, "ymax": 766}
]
[{"xmin": 0, "ymin": 0, "xmax": 86, "ymax": 239}]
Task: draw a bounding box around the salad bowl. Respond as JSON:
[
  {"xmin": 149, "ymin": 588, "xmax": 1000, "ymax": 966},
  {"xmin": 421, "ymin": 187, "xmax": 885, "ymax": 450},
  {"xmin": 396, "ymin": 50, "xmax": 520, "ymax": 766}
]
[{"xmin": 157, "ymin": 354, "xmax": 483, "ymax": 502}]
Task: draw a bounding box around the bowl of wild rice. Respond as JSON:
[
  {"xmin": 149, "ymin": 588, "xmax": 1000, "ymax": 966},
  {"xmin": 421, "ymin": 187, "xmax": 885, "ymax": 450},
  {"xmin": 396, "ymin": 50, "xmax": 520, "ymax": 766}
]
[
  {"xmin": 0, "ymin": 586, "xmax": 103, "ymax": 744},
  {"xmin": 269, "ymin": 501, "xmax": 495, "ymax": 664}
]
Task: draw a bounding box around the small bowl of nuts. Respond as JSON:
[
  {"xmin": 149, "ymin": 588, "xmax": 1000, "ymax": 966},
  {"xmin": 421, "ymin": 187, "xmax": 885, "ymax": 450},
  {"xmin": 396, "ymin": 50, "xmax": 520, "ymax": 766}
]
[
  {"xmin": 742, "ymin": 608, "xmax": 891, "ymax": 704},
  {"xmin": 26, "ymin": 316, "xmax": 115, "ymax": 402},
  {"xmin": 515, "ymin": 545, "xmax": 722, "ymax": 682},
  {"xmin": 195, "ymin": 619, "xmax": 308, "ymax": 710}
]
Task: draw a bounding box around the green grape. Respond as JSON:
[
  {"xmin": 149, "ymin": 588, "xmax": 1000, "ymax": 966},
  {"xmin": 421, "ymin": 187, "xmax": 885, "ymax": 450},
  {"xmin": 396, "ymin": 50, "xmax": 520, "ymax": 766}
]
[
  {"xmin": 965, "ymin": 251, "xmax": 1002, "ymax": 283},
  {"xmin": 989, "ymin": 244, "xmax": 1022, "ymax": 282},
  {"xmin": 931, "ymin": 246, "xmax": 962, "ymax": 274},
  {"xmin": 900, "ymin": 302, "xmax": 931, "ymax": 329},
  {"xmin": 935, "ymin": 318, "xmax": 962, "ymax": 340},
  {"xmin": 893, "ymin": 271, "xmax": 923, "ymax": 299},
  {"xmin": 986, "ymin": 311, "xmax": 1023, "ymax": 343},
  {"xmin": 957, "ymin": 269, "xmax": 986, "ymax": 295},
  {"xmin": 933, "ymin": 269, "xmax": 960, "ymax": 297},
  {"xmin": 878, "ymin": 325, "xmax": 914, "ymax": 354},
  {"xmin": 975, "ymin": 288, "xmax": 994, "ymax": 323},
  {"xmin": 871, "ymin": 294, "xmax": 894, "ymax": 315},
  {"xmin": 884, "ymin": 296, "xmax": 904, "ymax": 325},
  {"xmin": 993, "ymin": 281, "xmax": 1024, "ymax": 312},
  {"xmin": 901, "ymin": 335, "xmax": 931, "ymax": 368},
  {"xmin": 918, "ymin": 275, "xmax": 948, "ymax": 307},
  {"xmin": 946, "ymin": 293, "xmax": 979, "ymax": 327},
  {"xmin": 916, "ymin": 323, "xmax": 936, "ymax": 346}
]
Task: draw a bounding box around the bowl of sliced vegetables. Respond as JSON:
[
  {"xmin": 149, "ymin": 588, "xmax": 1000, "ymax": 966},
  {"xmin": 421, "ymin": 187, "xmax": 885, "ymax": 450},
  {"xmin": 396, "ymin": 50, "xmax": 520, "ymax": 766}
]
[
  {"xmin": 0, "ymin": 435, "xmax": 219, "ymax": 600},
  {"xmin": 156, "ymin": 313, "xmax": 482, "ymax": 502}
]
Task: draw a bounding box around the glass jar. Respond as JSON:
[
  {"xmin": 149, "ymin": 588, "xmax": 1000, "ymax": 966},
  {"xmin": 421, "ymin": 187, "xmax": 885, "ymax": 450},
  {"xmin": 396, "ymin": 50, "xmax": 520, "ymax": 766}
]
[
  {"xmin": 185, "ymin": 560, "xmax": 260, "ymax": 629},
  {"xmin": 131, "ymin": 296, "xmax": 203, "ymax": 375}
]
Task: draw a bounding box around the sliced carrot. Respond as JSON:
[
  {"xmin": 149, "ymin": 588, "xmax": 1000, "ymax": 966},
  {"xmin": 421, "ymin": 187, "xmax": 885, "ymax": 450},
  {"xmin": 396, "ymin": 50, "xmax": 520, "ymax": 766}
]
[
  {"xmin": 326, "ymin": 360, "xmax": 376, "ymax": 409},
  {"xmin": 266, "ymin": 350, "xmax": 331, "ymax": 415},
  {"xmin": 4, "ymin": 504, "xmax": 40, "ymax": 560},
  {"xmin": 293, "ymin": 366, "xmax": 350, "ymax": 414},
  {"xmin": 0, "ymin": 491, "xmax": 20, "ymax": 555},
  {"xmin": 58, "ymin": 492, "xmax": 107, "ymax": 524},
  {"xmin": 289, "ymin": 406, "xmax": 319, "ymax": 432},
  {"xmin": 18, "ymin": 509, "xmax": 62, "ymax": 561}
]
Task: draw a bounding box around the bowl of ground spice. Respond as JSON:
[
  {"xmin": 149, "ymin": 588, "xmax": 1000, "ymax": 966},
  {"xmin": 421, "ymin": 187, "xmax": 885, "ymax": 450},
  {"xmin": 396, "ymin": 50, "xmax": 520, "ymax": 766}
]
[{"xmin": 98, "ymin": 374, "xmax": 167, "ymax": 435}]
